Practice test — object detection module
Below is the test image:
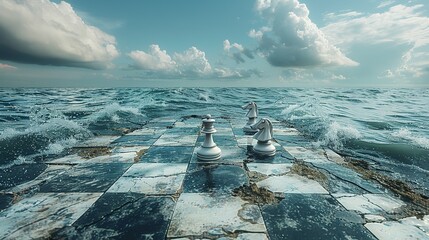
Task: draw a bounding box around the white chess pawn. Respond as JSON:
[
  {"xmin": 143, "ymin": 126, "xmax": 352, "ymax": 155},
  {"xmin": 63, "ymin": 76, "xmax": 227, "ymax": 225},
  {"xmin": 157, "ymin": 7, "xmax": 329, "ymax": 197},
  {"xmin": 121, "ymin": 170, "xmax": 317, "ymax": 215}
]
[
  {"xmin": 250, "ymin": 118, "xmax": 276, "ymax": 157},
  {"xmin": 242, "ymin": 102, "xmax": 259, "ymax": 134},
  {"xmin": 197, "ymin": 115, "xmax": 221, "ymax": 161}
]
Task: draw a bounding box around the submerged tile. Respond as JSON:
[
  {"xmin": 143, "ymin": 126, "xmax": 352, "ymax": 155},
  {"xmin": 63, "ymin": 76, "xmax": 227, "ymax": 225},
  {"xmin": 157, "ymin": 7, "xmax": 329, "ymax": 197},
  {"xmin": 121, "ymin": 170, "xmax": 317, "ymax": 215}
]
[
  {"xmin": 141, "ymin": 146, "xmax": 194, "ymax": 163},
  {"xmin": 261, "ymin": 194, "xmax": 376, "ymax": 240},
  {"xmin": 108, "ymin": 163, "xmax": 187, "ymax": 194},
  {"xmin": 167, "ymin": 193, "xmax": 266, "ymax": 238},
  {"xmin": 111, "ymin": 135, "xmax": 158, "ymax": 147},
  {"xmin": 48, "ymin": 152, "xmax": 137, "ymax": 164},
  {"xmin": 39, "ymin": 163, "xmax": 131, "ymax": 192},
  {"xmin": 365, "ymin": 222, "xmax": 428, "ymax": 240},
  {"xmin": 74, "ymin": 136, "xmax": 120, "ymax": 148},
  {"xmin": 183, "ymin": 163, "xmax": 248, "ymax": 194},
  {"xmin": 52, "ymin": 193, "xmax": 175, "ymax": 239},
  {"xmin": 0, "ymin": 193, "xmax": 101, "ymax": 239},
  {"xmin": 0, "ymin": 163, "xmax": 47, "ymax": 191},
  {"xmin": 257, "ymin": 174, "xmax": 328, "ymax": 194}
]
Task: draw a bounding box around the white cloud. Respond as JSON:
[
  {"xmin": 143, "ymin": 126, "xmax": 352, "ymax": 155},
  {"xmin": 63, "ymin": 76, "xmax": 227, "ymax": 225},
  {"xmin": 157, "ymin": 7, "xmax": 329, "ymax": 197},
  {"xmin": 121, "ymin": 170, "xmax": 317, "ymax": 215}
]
[
  {"xmin": 378, "ymin": 0, "xmax": 396, "ymax": 9},
  {"xmin": 0, "ymin": 63, "xmax": 17, "ymax": 70},
  {"xmin": 324, "ymin": 11, "xmax": 364, "ymax": 21},
  {"xmin": 322, "ymin": 4, "xmax": 429, "ymax": 79},
  {"xmin": 129, "ymin": 45, "xmax": 258, "ymax": 79},
  {"xmin": 128, "ymin": 45, "xmax": 176, "ymax": 72},
  {"xmin": 0, "ymin": 0, "xmax": 119, "ymax": 69},
  {"xmin": 223, "ymin": 39, "xmax": 254, "ymax": 63},
  {"xmin": 251, "ymin": 0, "xmax": 358, "ymax": 67}
]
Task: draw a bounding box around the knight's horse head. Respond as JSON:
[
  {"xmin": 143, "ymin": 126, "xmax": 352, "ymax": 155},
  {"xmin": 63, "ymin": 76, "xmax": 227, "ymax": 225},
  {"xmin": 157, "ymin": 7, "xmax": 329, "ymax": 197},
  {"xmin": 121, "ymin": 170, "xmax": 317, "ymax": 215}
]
[
  {"xmin": 241, "ymin": 102, "xmax": 258, "ymax": 118},
  {"xmin": 250, "ymin": 118, "xmax": 273, "ymax": 141}
]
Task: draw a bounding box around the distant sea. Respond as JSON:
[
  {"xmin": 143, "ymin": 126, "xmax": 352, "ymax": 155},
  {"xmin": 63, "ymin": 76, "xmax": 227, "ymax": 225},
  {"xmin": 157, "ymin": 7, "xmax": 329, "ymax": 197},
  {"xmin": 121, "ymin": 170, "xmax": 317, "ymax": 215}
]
[{"xmin": 1, "ymin": 88, "xmax": 428, "ymax": 196}]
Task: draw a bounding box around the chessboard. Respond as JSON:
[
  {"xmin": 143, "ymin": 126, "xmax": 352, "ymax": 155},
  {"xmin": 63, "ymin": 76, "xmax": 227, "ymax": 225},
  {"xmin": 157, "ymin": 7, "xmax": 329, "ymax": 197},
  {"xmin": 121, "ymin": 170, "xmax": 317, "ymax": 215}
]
[{"xmin": 0, "ymin": 116, "xmax": 427, "ymax": 240}]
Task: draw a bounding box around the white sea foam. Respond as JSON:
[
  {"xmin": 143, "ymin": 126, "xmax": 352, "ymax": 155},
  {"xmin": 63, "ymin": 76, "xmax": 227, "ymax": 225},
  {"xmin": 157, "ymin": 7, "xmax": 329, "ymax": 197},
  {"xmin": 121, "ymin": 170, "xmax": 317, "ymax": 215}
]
[
  {"xmin": 0, "ymin": 156, "xmax": 33, "ymax": 169},
  {"xmin": 392, "ymin": 128, "xmax": 429, "ymax": 149},
  {"xmin": 85, "ymin": 103, "xmax": 143, "ymax": 123},
  {"xmin": 43, "ymin": 138, "xmax": 78, "ymax": 155},
  {"xmin": 318, "ymin": 122, "xmax": 362, "ymax": 149},
  {"xmin": 198, "ymin": 92, "xmax": 209, "ymax": 102}
]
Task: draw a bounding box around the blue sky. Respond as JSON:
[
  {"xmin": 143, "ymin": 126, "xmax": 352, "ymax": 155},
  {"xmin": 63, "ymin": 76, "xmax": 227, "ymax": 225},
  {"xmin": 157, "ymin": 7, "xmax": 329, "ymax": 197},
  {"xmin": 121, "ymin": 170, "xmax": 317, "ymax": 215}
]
[{"xmin": 0, "ymin": 0, "xmax": 428, "ymax": 87}]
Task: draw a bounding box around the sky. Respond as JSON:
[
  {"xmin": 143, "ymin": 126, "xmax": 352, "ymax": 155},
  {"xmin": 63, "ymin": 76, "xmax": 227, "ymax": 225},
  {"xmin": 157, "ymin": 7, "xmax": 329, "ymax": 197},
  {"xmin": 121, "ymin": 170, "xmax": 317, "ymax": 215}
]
[{"xmin": 0, "ymin": 0, "xmax": 428, "ymax": 88}]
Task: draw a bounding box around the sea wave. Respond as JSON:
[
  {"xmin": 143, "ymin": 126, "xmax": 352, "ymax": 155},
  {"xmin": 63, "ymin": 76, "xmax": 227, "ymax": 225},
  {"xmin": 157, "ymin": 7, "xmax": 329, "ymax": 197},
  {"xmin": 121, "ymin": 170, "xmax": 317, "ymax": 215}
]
[{"xmin": 391, "ymin": 128, "xmax": 429, "ymax": 150}]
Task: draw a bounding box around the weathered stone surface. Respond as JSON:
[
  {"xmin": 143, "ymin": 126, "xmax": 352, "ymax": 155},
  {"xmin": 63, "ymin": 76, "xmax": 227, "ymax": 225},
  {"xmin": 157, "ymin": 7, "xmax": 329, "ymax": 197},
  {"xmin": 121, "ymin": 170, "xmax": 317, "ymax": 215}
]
[
  {"xmin": 335, "ymin": 194, "xmax": 405, "ymax": 214},
  {"xmin": 111, "ymin": 135, "xmax": 158, "ymax": 147},
  {"xmin": 261, "ymin": 194, "xmax": 376, "ymax": 240},
  {"xmin": 52, "ymin": 193, "xmax": 175, "ymax": 239},
  {"xmin": 0, "ymin": 193, "xmax": 101, "ymax": 239},
  {"xmin": 167, "ymin": 193, "xmax": 266, "ymax": 238},
  {"xmin": 141, "ymin": 146, "xmax": 194, "ymax": 163},
  {"xmin": 0, "ymin": 163, "xmax": 47, "ymax": 191},
  {"xmin": 247, "ymin": 163, "xmax": 292, "ymax": 176},
  {"xmin": 365, "ymin": 221, "xmax": 429, "ymax": 240},
  {"xmin": 257, "ymin": 174, "xmax": 329, "ymax": 194},
  {"xmin": 154, "ymin": 134, "xmax": 198, "ymax": 146},
  {"xmin": 74, "ymin": 136, "xmax": 120, "ymax": 148}
]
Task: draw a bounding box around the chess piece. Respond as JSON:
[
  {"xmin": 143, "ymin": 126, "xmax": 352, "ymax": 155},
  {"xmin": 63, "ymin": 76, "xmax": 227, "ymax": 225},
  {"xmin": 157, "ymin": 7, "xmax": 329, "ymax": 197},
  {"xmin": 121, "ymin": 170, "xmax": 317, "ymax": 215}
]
[
  {"xmin": 242, "ymin": 102, "xmax": 259, "ymax": 134},
  {"xmin": 197, "ymin": 114, "xmax": 221, "ymax": 161},
  {"xmin": 250, "ymin": 118, "xmax": 276, "ymax": 157}
]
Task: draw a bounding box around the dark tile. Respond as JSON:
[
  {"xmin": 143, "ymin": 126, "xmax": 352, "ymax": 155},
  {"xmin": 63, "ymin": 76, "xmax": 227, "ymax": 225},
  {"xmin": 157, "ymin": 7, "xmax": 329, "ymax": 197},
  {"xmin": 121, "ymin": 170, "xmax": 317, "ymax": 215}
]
[
  {"xmin": 0, "ymin": 163, "xmax": 47, "ymax": 191},
  {"xmin": 51, "ymin": 193, "xmax": 175, "ymax": 239},
  {"xmin": 111, "ymin": 135, "xmax": 158, "ymax": 147},
  {"xmin": 164, "ymin": 127, "xmax": 200, "ymax": 135},
  {"xmin": 39, "ymin": 163, "xmax": 131, "ymax": 192},
  {"xmin": 141, "ymin": 146, "xmax": 194, "ymax": 163},
  {"xmin": 0, "ymin": 193, "xmax": 13, "ymax": 211},
  {"xmin": 183, "ymin": 163, "xmax": 248, "ymax": 193},
  {"xmin": 262, "ymin": 194, "xmax": 376, "ymax": 240},
  {"xmin": 246, "ymin": 147, "xmax": 294, "ymax": 164}
]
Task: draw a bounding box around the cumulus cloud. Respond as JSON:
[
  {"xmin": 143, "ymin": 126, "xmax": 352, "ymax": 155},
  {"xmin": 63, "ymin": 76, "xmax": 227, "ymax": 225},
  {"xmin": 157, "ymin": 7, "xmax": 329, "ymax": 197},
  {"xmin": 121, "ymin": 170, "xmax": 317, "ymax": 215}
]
[
  {"xmin": 223, "ymin": 40, "xmax": 254, "ymax": 64},
  {"xmin": 0, "ymin": 0, "xmax": 119, "ymax": 69},
  {"xmin": 129, "ymin": 44, "xmax": 258, "ymax": 79},
  {"xmin": 0, "ymin": 63, "xmax": 17, "ymax": 70},
  {"xmin": 251, "ymin": 0, "xmax": 358, "ymax": 67},
  {"xmin": 322, "ymin": 4, "xmax": 429, "ymax": 79}
]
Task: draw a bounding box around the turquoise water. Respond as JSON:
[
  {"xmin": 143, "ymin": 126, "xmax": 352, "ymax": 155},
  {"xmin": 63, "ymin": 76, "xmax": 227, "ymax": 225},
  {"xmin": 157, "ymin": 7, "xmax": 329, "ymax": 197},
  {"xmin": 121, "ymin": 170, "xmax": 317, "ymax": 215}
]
[{"xmin": 0, "ymin": 88, "xmax": 428, "ymax": 195}]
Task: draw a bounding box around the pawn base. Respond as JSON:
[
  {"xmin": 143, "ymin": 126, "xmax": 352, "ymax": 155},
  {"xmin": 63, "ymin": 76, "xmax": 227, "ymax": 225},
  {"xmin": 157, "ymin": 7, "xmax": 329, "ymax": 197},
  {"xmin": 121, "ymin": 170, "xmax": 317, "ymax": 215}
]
[
  {"xmin": 197, "ymin": 146, "xmax": 222, "ymax": 161},
  {"xmin": 253, "ymin": 141, "xmax": 276, "ymax": 157}
]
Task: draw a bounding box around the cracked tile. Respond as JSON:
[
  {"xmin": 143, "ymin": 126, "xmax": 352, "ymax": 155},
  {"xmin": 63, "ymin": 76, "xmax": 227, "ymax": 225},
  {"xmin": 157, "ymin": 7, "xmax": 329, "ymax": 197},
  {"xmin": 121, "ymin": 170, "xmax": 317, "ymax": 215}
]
[
  {"xmin": 283, "ymin": 146, "xmax": 331, "ymax": 164},
  {"xmin": 335, "ymin": 194, "xmax": 405, "ymax": 214},
  {"xmin": 154, "ymin": 134, "xmax": 198, "ymax": 146},
  {"xmin": 48, "ymin": 152, "xmax": 137, "ymax": 164},
  {"xmin": 256, "ymin": 174, "xmax": 328, "ymax": 194},
  {"xmin": 39, "ymin": 163, "xmax": 131, "ymax": 192},
  {"xmin": 108, "ymin": 163, "xmax": 187, "ymax": 194},
  {"xmin": 0, "ymin": 193, "xmax": 101, "ymax": 239},
  {"xmin": 167, "ymin": 193, "xmax": 266, "ymax": 238},
  {"xmin": 247, "ymin": 163, "xmax": 293, "ymax": 176},
  {"xmin": 111, "ymin": 135, "xmax": 158, "ymax": 147},
  {"xmin": 261, "ymin": 194, "xmax": 376, "ymax": 240},
  {"xmin": 365, "ymin": 221, "xmax": 429, "ymax": 240}
]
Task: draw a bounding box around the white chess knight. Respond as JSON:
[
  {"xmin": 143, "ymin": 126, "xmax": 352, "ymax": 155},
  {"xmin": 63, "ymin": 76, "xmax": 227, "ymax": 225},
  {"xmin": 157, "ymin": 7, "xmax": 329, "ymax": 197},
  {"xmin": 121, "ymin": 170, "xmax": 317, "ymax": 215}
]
[
  {"xmin": 250, "ymin": 118, "xmax": 276, "ymax": 157},
  {"xmin": 197, "ymin": 114, "xmax": 221, "ymax": 161},
  {"xmin": 242, "ymin": 102, "xmax": 259, "ymax": 134}
]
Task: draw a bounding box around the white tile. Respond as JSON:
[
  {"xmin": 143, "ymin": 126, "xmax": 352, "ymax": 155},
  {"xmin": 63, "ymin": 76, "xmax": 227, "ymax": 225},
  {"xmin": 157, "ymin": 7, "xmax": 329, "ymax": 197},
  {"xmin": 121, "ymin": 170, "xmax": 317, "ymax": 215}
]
[
  {"xmin": 256, "ymin": 174, "xmax": 328, "ymax": 194},
  {"xmin": 336, "ymin": 194, "xmax": 404, "ymax": 214},
  {"xmin": 283, "ymin": 146, "xmax": 330, "ymax": 164},
  {"xmin": 273, "ymin": 128, "xmax": 300, "ymax": 136},
  {"xmin": 167, "ymin": 193, "xmax": 266, "ymax": 238},
  {"xmin": 365, "ymin": 222, "xmax": 429, "ymax": 240},
  {"xmin": 400, "ymin": 215, "xmax": 429, "ymax": 236},
  {"xmin": 108, "ymin": 163, "xmax": 187, "ymax": 194},
  {"xmin": 247, "ymin": 163, "xmax": 293, "ymax": 176}
]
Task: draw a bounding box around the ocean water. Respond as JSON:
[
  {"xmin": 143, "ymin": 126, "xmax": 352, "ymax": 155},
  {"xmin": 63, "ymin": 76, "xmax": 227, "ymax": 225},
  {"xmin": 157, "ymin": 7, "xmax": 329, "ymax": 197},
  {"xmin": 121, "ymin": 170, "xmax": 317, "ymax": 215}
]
[{"xmin": 0, "ymin": 88, "xmax": 428, "ymax": 196}]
